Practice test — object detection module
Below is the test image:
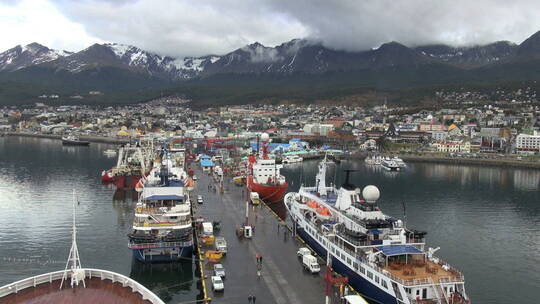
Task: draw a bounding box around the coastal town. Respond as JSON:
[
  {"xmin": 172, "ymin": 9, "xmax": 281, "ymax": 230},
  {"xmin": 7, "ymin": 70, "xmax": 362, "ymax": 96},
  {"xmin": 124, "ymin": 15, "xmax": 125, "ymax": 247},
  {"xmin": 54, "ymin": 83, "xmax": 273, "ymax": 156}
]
[{"xmin": 2, "ymin": 89, "xmax": 540, "ymax": 165}]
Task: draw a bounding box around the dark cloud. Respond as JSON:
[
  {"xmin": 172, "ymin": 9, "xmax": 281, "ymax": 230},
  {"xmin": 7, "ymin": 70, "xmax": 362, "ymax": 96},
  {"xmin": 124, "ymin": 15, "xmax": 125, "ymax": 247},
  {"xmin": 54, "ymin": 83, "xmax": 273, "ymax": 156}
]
[{"xmin": 52, "ymin": 0, "xmax": 540, "ymax": 57}]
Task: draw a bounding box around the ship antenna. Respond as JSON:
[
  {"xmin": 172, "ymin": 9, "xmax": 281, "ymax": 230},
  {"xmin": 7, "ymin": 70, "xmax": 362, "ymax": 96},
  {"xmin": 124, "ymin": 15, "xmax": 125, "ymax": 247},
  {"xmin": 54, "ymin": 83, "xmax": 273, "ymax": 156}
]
[{"xmin": 60, "ymin": 189, "xmax": 86, "ymax": 289}]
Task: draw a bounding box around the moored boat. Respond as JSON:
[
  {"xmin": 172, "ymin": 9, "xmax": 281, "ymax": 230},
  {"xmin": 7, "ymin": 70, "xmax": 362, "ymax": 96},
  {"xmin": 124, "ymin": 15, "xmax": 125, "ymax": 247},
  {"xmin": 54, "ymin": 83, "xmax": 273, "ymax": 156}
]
[
  {"xmin": 381, "ymin": 157, "xmax": 400, "ymax": 171},
  {"xmin": 282, "ymin": 154, "xmax": 303, "ymax": 164},
  {"xmin": 247, "ymin": 133, "xmax": 288, "ymax": 203},
  {"xmin": 128, "ymin": 151, "xmax": 193, "ymax": 263},
  {"xmin": 284, "ymin": 157, "xmax": 470, "ymax": 304},
  {"xmin": 62, "ymin": 135, "xmax": 90, "ymax": 146}
]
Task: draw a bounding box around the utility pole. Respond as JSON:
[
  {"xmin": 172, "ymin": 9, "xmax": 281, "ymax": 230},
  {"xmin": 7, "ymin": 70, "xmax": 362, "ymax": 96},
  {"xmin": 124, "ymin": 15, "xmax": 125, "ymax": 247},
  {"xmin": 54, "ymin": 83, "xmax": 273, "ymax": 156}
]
[{"xmin": 325, "ymin": 246, "xmax": 331, "ymax": 304}]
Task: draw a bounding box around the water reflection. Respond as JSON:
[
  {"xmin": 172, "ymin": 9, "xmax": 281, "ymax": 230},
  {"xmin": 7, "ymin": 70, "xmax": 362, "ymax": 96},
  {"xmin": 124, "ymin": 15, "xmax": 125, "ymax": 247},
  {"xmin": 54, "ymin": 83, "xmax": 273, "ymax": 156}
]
[
  {"xmin": 513, "ymin": 170, "xmax": 540, "ymax": 191},
  {"xmin": 130, "ymin": 261, "xmax": 195, "ymax": 303}
]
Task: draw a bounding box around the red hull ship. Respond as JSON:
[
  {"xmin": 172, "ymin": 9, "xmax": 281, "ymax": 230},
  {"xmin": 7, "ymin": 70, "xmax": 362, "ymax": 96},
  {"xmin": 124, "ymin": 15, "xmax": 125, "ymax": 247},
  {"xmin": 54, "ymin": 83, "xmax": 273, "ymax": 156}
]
[
  {"xmin": 247, "ymin": 133, "xmax": 288, "ymax": 203},
  {"xmin": 247, "ymin": 176, "xmax": 288, "ymax": 203},
  {"xmin": 100, "ymin": 143, "xmax": 153, "ymax": 189}
]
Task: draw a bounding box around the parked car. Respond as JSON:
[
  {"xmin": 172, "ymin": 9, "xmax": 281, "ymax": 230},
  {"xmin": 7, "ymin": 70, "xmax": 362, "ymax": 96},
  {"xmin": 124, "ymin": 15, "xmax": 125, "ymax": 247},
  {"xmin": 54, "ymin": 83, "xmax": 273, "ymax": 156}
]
[
  {"xmin": 211, "ymin": 275, "xmax": 224, "ymax": 291},
  {"xmin": 215, "ymin": 236, "xmax": 227, "ymax": 254},
  {"xmin": 197, "ymin": 195, "xmax": 203, "ymax": 204},
  {"xmin": 296, "ymin": 247, "xmax": 311, "ymax": 258},
  {"xmin": 214, "ymin": 263, "xmax": 226, "ymax": 278}
]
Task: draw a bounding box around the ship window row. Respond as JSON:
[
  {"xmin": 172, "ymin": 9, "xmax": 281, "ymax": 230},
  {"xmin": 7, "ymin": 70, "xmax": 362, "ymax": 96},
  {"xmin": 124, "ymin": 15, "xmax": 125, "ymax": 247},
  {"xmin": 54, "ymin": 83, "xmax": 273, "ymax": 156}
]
[
  {"xmin": 367, "ymin": 271, "xmax": 373, "ymax": 280},
  {"xmin": 362, "ymin": 266, "xmax": 388, "ymax": 290}
]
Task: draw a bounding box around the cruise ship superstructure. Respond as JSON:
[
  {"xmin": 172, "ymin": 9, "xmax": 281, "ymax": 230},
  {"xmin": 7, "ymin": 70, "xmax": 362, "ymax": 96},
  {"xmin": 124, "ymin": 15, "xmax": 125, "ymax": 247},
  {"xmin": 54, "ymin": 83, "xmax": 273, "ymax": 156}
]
[{"xmin": 284, "ymin": 157, "xmax": 469, "ymax": 304}]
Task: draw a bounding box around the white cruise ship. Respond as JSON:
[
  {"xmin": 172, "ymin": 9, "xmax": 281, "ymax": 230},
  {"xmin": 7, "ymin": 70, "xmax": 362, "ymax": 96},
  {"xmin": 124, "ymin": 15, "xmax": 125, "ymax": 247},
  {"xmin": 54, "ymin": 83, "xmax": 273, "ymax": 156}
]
[{"xmin": 284, "ymin": 157, "xmax": 469, "ymax": 304}]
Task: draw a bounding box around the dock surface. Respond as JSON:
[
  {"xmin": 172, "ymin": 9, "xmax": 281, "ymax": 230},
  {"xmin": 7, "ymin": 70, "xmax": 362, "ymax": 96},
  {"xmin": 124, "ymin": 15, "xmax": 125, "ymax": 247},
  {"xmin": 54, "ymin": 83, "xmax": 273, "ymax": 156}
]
[{"xmin": 192, "ymin": 166, "xmax": 347, "ymax": 304}]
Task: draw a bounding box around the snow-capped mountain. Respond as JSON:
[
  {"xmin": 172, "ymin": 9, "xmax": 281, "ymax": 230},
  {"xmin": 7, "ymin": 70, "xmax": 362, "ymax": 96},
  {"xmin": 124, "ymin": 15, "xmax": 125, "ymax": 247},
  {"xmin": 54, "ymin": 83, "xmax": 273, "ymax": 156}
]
[
  {"xmin": 414, "ymin": 41, "xmax": 518, "ymax": 68},
  {"xmin": 0, "ymin": 43, "xmax": 72, "ymax": 71},
  {"xmin": 0, "ymin": 30, "xmax": 539, "ymax": 95},
  {"xmin": 36, "ymin": 43, "xmax": 218, "ymax": 80}
]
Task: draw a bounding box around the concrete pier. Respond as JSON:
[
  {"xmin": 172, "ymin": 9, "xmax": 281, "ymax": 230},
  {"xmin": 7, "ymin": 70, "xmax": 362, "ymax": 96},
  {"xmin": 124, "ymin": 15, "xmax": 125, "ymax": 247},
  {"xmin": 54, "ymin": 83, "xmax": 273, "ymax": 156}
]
[{"xmin": 192, "ymin": 166, "xmax": 352, "ymax": 304}]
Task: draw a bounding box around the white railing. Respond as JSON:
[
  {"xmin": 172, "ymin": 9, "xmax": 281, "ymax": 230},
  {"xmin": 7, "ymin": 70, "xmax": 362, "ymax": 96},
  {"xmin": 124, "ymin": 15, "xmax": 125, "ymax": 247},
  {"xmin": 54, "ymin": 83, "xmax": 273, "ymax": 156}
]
[
  {"xmin": 128, "ymin": 241, "xmax": 193, "ymax": 249},
  {"xmin": 0, "ymin": 269, "xmax": 164, "ymax": 304}
]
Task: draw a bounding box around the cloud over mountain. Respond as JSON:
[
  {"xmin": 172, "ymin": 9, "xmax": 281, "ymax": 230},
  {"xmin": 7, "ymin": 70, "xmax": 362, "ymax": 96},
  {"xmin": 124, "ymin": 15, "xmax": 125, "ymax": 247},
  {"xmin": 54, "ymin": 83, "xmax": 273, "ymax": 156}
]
[{"xmin": 2, "ymin": 0, "xmax": 540, "ymax": 58}]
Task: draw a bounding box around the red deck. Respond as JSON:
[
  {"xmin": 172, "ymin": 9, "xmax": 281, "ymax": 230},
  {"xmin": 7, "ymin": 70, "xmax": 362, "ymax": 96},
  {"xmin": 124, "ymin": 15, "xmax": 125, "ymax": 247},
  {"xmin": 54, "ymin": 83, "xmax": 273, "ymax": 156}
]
[{"xmin": 1, "ymin": 278, "xmax": 152, "ymax": 304}]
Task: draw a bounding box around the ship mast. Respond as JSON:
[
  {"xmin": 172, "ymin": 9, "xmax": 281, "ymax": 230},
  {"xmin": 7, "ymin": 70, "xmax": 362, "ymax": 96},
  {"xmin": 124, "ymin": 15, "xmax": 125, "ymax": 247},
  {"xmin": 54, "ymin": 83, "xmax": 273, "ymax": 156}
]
[
  {"xmin": 316, "ymin": 154, "xmax": 328, "ymax": 196},
  {"xmin": 60, "ymin": 190, "xmax": 86, "ymax": 289}
]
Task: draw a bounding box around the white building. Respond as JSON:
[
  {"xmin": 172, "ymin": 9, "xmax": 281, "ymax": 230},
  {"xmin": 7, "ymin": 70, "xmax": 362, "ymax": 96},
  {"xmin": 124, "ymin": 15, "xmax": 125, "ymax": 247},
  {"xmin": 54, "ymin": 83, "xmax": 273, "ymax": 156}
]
[
  {"xmin": 433, "ymin": 140, "xmax": 471, "ymax": 153},
  {"xmin": 516, "ymin": 131, "xmax": 540, "ymax": 152},
  {"xmin": 430, "ymin": 131, "xmax": 448, "ymax": 142}
]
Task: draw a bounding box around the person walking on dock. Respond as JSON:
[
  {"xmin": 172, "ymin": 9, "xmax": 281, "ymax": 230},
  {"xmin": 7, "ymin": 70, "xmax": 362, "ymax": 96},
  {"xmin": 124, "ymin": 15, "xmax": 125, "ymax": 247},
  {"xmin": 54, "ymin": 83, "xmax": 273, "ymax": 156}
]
[{"xmin": 248, "ymin": 295, "xmax": 253, "ymax": 303}]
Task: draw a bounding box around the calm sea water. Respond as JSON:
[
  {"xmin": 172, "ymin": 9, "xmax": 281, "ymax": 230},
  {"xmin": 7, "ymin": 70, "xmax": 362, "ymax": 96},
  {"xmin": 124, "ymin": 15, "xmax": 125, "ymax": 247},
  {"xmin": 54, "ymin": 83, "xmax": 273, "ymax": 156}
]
[
  {"xmin": 1, "ymin": 137, "xmax": 539, "ymax": 304},
  {"xmin": 0, "ymin": 137, "xmax": 196, "ymax": 303},
  {"xmin": 281, "ymin": 159, "xmax": 540, "ymax": 304}
]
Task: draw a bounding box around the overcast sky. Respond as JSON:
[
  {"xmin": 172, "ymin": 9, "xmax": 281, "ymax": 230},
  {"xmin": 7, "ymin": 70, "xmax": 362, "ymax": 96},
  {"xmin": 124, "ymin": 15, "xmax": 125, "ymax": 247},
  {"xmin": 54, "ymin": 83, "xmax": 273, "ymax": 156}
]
[{"xmin": 2, "ymin": 0, "xmax": 540, "ymax": 58}]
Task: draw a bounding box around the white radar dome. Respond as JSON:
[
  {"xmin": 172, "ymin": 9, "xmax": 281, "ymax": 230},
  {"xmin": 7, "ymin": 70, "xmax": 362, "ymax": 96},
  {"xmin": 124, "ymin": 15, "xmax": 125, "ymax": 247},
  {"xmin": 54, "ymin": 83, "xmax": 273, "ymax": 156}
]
[
  {"xmin": 362, "ymin": 185, "xmax": 380, "ymax": 203},
  {"xmin": 260, "ymin": 133, "xmax": 270, "ymax": 142}
]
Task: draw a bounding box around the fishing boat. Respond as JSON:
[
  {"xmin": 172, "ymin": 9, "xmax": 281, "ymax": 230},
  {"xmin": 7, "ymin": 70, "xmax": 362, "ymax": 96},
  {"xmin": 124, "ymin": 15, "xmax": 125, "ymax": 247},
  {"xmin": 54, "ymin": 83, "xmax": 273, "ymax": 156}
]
[
  {"xmin": 104, "ymin": 142, "xmax": 154, "ymax": 189},
  {"xmin": 62, "ymin": 135, "xmax": 90, "ymax": 146},
  {"xmin": 284, "ymin": 157, "xmax": 470, "ymax": 304},
  {"xmin": 247, "ymin": 133, "xmax": 288, "ymax": 203},
  {"xmin": 0, "ymin": 191, "xmax": 164, "ymax": 304},
  {"xmin": 128, "ymin": 152, "xmax": 193, "ymax": 263}
]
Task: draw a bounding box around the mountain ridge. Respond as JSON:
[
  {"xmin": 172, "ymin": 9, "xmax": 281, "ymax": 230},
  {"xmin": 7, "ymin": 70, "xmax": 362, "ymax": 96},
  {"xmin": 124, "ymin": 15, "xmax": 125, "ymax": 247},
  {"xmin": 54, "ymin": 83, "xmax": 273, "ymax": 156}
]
[{"xmin": 0, "ymin": 30, "xmax": 539, "ymax": 105}]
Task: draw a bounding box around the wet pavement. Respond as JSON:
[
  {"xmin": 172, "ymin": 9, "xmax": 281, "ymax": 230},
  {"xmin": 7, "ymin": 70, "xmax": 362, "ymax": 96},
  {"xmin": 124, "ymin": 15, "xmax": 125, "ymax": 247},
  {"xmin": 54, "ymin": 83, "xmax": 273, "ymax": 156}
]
[{"xmin": 192, "ymin": 166, "xmax": 347, "ymax": 304}]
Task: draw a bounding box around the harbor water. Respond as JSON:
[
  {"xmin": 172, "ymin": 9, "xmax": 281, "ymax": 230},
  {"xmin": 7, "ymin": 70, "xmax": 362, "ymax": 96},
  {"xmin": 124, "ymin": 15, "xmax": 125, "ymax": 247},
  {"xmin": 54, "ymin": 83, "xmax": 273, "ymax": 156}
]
[
  {"xmin": 1, "ymin": 136, "xmax": 539, "ymax": 303},
  {"xmin": 0, "ymin": 136, "xmax": 196, "ymax": 303}
]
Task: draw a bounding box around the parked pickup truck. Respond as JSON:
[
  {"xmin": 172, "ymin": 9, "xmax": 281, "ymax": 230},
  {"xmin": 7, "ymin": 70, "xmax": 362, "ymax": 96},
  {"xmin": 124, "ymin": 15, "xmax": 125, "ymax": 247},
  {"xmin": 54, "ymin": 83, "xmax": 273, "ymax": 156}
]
[{"xmin": 215, "ymin": 236, "xmax": 227, "ymax": 254}]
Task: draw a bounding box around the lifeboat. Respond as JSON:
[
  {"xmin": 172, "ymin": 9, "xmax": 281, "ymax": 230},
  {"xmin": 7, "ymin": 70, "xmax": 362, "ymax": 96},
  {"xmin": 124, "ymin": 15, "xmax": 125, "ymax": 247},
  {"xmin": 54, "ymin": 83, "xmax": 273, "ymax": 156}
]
[
  {"xmin": 135, "ymin": 179, "xmax": 144, "ymax": 192},
  {"xmin": 316, "ymin": 207, "xmax": 331, "ymax": 220},
  {"xmin": 307, "ymin": 201, "xmax": 319, "ymax": 209}
]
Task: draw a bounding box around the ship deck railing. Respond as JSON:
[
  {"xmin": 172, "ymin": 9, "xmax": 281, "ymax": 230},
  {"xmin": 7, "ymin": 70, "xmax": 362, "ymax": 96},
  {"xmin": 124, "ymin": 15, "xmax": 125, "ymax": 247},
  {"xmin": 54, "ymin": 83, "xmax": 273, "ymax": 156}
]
[
  {"xmin": 128, "ymin": 240, "xmax": 193, "ymax": 249},
  {"xmin": 135, "ymin": 207, "xmax": 190, "ymax": 216},
  {"xmin": 132, "ymin": 219, "xmax": 191, "ymax": 228},
  {"xmin": 323, "ymin": 229, "xmax": 463, "ymax": 287},
  {"xmin": 0, "ymin": 269, "xmax": 164, "ymax": 304}
]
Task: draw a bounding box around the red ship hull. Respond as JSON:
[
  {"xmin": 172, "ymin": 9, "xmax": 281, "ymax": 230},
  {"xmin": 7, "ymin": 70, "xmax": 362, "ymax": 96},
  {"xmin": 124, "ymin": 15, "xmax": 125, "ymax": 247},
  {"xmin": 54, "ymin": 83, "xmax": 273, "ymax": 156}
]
[
  {"xmin": 247, "ymin": 176, "xmax": 288, "ymax": 203},
  {"xmin": 113, "ymin": 175, "xmax": 142, "ymax": 189},
  {"xmin": 101, "ymin": 169, "xmax": 114, "ymax": 183}
]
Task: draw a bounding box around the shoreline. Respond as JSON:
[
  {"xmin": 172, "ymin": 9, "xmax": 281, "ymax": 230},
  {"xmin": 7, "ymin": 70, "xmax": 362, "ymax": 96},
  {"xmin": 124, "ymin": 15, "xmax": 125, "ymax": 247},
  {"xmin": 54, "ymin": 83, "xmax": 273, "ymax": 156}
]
[
  {"xmin": 400, "ymin": 155, "xmax": 540, "ymax": 169},
  {"xmin": 5, "ymin": 132, "xmax": 130, "ymax": 145},
  {"xmin": 347, "ymin": 152, "xmax": 540, "ymax": 170},
  {"xmin": 345, "ymin": 152, "xmax": 540, "ymax": 170}
]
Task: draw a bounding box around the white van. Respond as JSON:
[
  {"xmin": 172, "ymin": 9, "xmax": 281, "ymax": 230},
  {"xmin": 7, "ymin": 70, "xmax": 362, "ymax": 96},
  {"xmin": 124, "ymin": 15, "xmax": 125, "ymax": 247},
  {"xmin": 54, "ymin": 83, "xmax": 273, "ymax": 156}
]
[
  {"xmin": 202, "ymin": 222, "xmax": 213, "ymax": 236},
  {"xmin": 302, "ymin": 254, "xmax": 320, "ymax": 273},
  {"xmin": 296, "ymin": 247, "xmax": 311, "ymax": 258}
]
